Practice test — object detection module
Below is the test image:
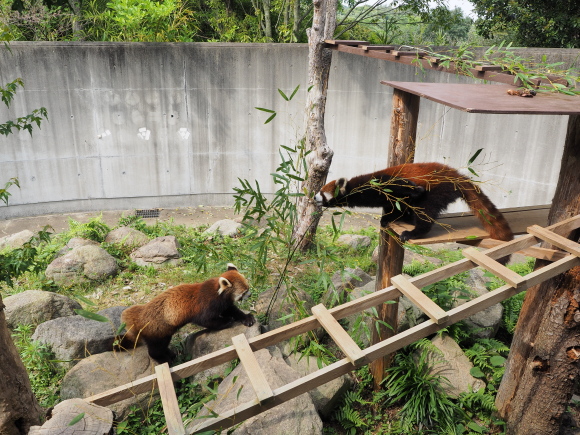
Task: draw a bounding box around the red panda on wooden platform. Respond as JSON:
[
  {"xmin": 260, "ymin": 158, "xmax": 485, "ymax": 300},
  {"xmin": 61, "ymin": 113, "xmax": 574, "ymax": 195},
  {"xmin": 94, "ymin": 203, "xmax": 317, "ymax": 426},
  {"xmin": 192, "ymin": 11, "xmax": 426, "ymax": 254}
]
[
  {"xmin": 315, "ymin": 162, "xmax": 514, "ymax": 243},
  {"xmin": 118, "ymin": 264, "xmax": 254, "ymax": 363}
]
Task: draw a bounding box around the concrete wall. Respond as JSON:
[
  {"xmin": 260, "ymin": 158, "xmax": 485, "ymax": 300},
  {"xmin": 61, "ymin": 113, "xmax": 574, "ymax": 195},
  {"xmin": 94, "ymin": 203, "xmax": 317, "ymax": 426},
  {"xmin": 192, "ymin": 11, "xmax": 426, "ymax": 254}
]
[{"xmin": 0, "ymin": 42, "xmax": 574, "ymax": 219}]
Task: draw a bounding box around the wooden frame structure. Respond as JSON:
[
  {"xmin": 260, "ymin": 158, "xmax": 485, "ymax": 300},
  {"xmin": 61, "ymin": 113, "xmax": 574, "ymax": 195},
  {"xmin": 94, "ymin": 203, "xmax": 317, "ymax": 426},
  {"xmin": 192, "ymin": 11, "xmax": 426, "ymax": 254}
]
[{"xmin": 86, "ymin": 214, "xmax": 580, "ymax": 434}]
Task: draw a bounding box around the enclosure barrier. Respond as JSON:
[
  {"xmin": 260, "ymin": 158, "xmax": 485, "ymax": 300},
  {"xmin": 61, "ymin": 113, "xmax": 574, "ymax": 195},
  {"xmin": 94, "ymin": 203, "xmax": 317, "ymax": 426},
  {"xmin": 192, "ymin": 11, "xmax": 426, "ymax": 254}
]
[{"xmin": 86, "ymin": 214, "xmax": 580, "ymax": 435}]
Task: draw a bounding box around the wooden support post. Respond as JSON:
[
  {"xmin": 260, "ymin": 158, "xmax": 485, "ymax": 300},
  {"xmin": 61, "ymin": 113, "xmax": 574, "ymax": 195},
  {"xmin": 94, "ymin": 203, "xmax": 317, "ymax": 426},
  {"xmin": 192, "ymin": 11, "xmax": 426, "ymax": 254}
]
[
  {"xmin": 370, "ymin": 88, "xmax": 420, "ymax": 389},
  {"xmin": 155, "ymin": 363, "xmax": 186, "ymax": 435}
]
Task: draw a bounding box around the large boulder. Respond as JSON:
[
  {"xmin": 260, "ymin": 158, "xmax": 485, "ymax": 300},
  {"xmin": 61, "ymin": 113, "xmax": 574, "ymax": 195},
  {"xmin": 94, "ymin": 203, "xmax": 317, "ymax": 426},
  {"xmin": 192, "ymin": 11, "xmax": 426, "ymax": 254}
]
[
  {"xmin": 0, "ymin": 229, "xmax": 34, "ymax": 250},
  {"xmin": 104, "ymin": 227, "xmax": 149, "ymax": 249},
  {"xmin": 28, "ymin": 398, "xmax": 114, "ymax": 435},
  {"xmin": 321, "ymin": 267, "xmax": 373, "ymax": 308},
  {"xmin": 284, "ymin": 352, "xmax": 352, "ymax": 419},
  {"xmin": 129, "ymin": 236, "xmax": 182, "ymax": 268},
  {"xmin": 45, "ymin": 245, "xmax": 118, "ymax": 286},
  {"xmin": 184, "ymin": 322, "xmax": 261, "ymax": 385},
  {"xmin": 32, "ymin": 306, "xmax": 127, "ymax": 369},
  {"xmin": 3, "ymin": 290, "xmax": 81, "ymax": 329},
  {"xmin": 55, "ymin": 237, "xmax": 99, "ymax": 257},
  {"xmin": 255, "ymin": 284, "xmax": 315, "ymax": 331},
  {"xmin": 188, "ymin": 348, "xmax": 323, "ymax": 435},
  {"xmin": 204, "ymin": 219, "xmax": 244, "ymax": 237},
  {"xmin": 60, "ymin": 347, "xmax": 157, "ymax": 421},
  {"xmin": 422, "ymin": 334, "xmax": 486, "ymax": 398}
]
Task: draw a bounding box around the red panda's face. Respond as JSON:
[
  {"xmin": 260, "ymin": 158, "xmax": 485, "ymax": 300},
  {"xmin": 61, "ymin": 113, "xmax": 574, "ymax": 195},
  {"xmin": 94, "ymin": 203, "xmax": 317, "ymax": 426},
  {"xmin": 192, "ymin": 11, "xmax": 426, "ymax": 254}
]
[
  {"xmin": 314, "ymin": 179, "xmax": 347, "ymax": 207},
  {"xmin": 218, "ymin": 263, "xmax": 250, "ymax": 302}
]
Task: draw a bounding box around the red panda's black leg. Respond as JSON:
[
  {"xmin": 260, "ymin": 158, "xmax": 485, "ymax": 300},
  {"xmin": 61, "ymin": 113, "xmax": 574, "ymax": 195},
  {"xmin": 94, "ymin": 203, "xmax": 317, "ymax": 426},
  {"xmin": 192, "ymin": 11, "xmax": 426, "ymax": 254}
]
[
  {"xmin": 146, "ymin": 336, "xmax": 175, "ymax": 363},
  {"xmin": 223, "ymin": 306, "xmax": 255, "ymax": 327}
]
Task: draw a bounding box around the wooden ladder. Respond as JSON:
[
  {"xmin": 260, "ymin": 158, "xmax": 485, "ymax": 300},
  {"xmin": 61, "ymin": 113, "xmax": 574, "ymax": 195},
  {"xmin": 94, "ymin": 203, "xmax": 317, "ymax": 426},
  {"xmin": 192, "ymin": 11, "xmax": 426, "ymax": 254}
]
[{"xmin": 86, "ymin": 214, "xmax": 580, "ymax": 435}]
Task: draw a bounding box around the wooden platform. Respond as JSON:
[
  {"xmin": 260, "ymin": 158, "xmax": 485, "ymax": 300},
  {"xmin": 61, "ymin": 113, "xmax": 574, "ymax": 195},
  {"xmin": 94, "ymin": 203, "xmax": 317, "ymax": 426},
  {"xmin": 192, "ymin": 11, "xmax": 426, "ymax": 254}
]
[{"xmin": 390, "ymin": 204, "xmax": 550, "ymax": 245}]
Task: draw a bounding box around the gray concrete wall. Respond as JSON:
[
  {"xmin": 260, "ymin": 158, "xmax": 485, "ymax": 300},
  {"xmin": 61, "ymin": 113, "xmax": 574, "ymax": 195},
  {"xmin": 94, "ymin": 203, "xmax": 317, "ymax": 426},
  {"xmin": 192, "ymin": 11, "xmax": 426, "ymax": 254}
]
[{"xmin": 0, "ymin": 42, "xmax": 575, "ymax": 219}]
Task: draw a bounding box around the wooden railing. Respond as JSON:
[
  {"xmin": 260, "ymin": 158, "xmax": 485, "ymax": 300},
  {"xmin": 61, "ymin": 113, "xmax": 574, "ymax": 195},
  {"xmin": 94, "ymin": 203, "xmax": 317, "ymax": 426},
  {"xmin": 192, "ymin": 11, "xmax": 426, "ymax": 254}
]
[{"xmin": 86, "ymin": 214, "xmax": 580, "ymax": 435}]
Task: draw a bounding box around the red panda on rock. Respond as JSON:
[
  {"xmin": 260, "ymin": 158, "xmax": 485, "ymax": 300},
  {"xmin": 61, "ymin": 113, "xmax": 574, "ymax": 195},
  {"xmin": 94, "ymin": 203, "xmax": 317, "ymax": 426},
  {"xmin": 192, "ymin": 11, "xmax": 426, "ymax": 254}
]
[
  {"xmin": 119, "ymin": 264, "xmax": 254, "ymax": 363},
  {"xmin": 315, "ymin": 162, "xmax": 514, "ymax": 243}
]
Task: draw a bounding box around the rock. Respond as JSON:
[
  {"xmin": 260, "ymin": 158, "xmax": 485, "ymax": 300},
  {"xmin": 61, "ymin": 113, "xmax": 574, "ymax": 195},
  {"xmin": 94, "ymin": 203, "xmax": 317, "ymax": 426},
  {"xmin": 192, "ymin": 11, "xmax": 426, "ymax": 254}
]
[
  {"xmin": 454, "ymin": 268, "xmax": 503, "ymax": 339},
  {"xmin": 32, "ymin": 306, "xmax": 127, "ymax": 369},
  {"xmin": 129, "ymin": 235, "xmax": 182, "ymax": 268},
  {"xmin": 204, "ymin": 219, "xmax": 244, "ymax": 237},
  {"xmin": 284, "ymin": 353, "xmax": 352, "ymax": 418},
  {"xmin": 188, "ymin": 349, "xmax": 323, "ymax": 435},
  {"xmin": 56, "ymin": 237, "xmax": 99, "ymax": 257},
  {"xmin": 422, "ymin": 334, "xmax": 485, "ymax": 398},
  {"xmin": 255, "ymin": 285, "xmax": 315, "ymax": 333},
  {"xmin": 3, "ymin": 290, "xmax": 81, "ymax": 329},
  {"xmin": 336, "ymin": 234, "xmax": 371, "ymax": 250},
  {"xmin": 28, "ymin": 398, "xmax": 114, "ymax": 435},
  {"xmin": 184, "ymin": 322, "xmax": 261, "ymax": 384},
  {"xmin": 104, "ymin": 227, "xmax": 149, "ymax": 249},
  {"xmin": 60, "ymin": 347, "xmax": 156, "ymax": 421},
  {"xmin": 0, "ymin": 229, "xmax": 34, "ymax": 250},
  {"xmin": 45, "ymin": 245, "xmax": 118, "ymax": 286},
  {"xmin": 321, "ymin": 267, "xmax": 373, "ymax": 308}
]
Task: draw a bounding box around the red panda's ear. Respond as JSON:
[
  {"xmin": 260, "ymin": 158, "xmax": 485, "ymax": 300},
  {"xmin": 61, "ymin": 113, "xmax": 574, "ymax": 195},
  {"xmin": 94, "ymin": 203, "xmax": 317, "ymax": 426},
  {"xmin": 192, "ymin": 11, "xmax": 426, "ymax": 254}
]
[
  {"xmin": 227, "ymin": 263, "xmax": 238, "ymax": 271},
  {"xmin": 218, "ymin": 277, "xmax": 232, "ymax": 294},
  {"xmin": 336, "ymin": 178, "xmax": 348, "ymax": 195}
]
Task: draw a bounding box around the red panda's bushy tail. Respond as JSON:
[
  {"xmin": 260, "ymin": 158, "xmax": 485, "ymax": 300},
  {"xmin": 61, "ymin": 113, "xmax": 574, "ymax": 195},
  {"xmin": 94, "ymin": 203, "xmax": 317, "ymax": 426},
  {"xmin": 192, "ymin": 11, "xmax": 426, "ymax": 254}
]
[{"xmin": 461, "ymin": 180, "xmax": 514, "ymax": 242}]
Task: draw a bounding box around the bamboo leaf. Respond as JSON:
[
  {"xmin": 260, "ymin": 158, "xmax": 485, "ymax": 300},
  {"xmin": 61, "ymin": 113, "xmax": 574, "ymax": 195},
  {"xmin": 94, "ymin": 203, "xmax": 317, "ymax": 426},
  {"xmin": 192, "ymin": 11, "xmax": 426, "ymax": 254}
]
[{"xmin": 74, "ymin": 309, "xmax": 109, "ymax": 322}]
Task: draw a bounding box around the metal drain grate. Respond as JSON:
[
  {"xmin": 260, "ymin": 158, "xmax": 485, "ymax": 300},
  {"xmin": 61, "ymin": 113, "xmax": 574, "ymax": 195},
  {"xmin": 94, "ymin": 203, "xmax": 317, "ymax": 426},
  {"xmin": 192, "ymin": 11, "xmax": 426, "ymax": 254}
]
[{"xmin": 135, "ymin": 208, "xmax": 160, "ymax": 218}]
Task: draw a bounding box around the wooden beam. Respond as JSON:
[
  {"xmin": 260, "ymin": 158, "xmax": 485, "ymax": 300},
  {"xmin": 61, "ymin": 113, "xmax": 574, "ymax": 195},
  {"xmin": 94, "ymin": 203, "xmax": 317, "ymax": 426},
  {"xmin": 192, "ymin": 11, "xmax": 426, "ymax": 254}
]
[
  {"xmin": 311, "ymin": 304, "xmax": 366, "ymax": 367},
  {"xmin": 391, "ymin": 275, "xmax": 448, "ymax": 324},
  {"xmin": 527, "ymin": 224, "xmax": 580, "ymax": 257},
  {"xmin": 155, "ymin": 363, "xmax": 186, "ymax": 435},
  {"xmin": 477, "ymin": 238, "xmax": 570, "ymax": 261},
  {"xmin": 231, "ymin": 334, "xmax": 273, "ymax": 403},
  {"xmin": 462, "ymin": 247, "xmax": 526, "ymax": 288}
]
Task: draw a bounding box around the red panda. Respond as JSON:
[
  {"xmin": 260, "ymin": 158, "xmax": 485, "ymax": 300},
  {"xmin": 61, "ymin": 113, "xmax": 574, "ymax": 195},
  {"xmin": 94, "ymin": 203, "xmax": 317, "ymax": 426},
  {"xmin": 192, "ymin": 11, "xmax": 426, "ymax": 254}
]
[
  {"xmin": 119, "ymin": 264, "xmax": 254, "ymax": 363},
  {"xmin": 315, "ymin": 162, "xmax": 514, "ymax": 244}
]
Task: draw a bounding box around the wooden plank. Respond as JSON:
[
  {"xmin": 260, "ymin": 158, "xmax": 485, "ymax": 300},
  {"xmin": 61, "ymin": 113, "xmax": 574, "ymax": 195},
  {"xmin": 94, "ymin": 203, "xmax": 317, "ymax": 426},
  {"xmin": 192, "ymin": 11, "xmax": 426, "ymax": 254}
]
[
  {"xmin": 155, "ymin": 363, "xmax": 186, "ymax": 435},
  {"xmin": 477, "ymin": 238, "xmax": 570, "ymax": 261},
  {"xmin": 475, "ymin": 65, "xmax": 504, "ymax": 72},
  {"xmin": 391, "ymin": 50, "xmax": 428, "ymax": 57},
  {"xmin": 311, "ymin": 304, "xmax": 366, "ymax": 366},
  {"xmin": 391, "ymin": 275, "xmax": 448, "ymax": 324},
  {"xmin": 231, "ymin": 334, "xmax": 273, "ymax": 403},
  {"xmin": 189, "ymin": 253, "xmax": 580, "ymax": 435},
  {"xmin": 324, "ymin": 39, "xmax": 368, "ymax": 46},
  {"xmin": 527, "ymin": 224, "xmax": 580, "ymax": 257},
  {"xmin": 462, "ymin": 247, "xmax": 526, "ymax": 288},
  {"xmin": 389, "ymin": 205, "xmax": 550, "ymax": 245},
  {"xmin": 361, "ymin": 45, "xmax": 396, "ymax": 51}
]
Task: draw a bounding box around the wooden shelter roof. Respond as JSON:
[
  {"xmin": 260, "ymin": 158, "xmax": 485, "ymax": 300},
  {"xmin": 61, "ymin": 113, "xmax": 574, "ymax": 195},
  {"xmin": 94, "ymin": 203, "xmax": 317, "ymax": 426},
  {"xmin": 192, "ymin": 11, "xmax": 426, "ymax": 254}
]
[{"xmin": 381, "ymin": 81, "xmax": 580, "ymax": 115}]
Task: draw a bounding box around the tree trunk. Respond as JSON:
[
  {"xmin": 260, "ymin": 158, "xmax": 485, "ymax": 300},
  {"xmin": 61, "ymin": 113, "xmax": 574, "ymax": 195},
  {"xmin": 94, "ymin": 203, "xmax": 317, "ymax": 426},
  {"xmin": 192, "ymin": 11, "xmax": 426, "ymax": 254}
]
[
  {"xmin": 0, "ymin": 295, "xmax": 42, "ymax": 434},
  {"xmin": 369, "ymin": 89, "xmax": 420, "ymax": 388},
  {"xmin": 291, "ymin": 0, "xmax": 336, "ymax": 251},
  {"xmin": 263, "ymin": 0, "xmax": 273, "ymax": 40},
  {"xmin": 496, "ymin": 114, "xmax": 580, "ymax": 434},
  {"xmin": 292, "ymin": 0, "xmax": 302, "ymax": 42}
]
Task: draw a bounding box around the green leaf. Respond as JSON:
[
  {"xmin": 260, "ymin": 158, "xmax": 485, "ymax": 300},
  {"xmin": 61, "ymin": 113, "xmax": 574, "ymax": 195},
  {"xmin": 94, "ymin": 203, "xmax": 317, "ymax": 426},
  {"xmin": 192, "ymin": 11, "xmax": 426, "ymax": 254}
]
[
  {"xmin": 74, "ymin": 309, "xmax": 109, "ymax": 322},
  {"xmin": 490, "ymin": 355, "xmax": 506, "ymax": 366},
  {"xmin": 464, "ymin": 235, "xmax": 478, "ymax": 240},
  {"xmin": 277, "ymin": 88, "xmax": 289, "ymax": 101},
  {"xmin": 264, "ymin": 113, "xmax": 276, "ymax": 124},
  {"xmin": 68, "ymin": 413, "xmax": 85, "ymax": 426},
  {"xmin": 288, "ymin": 84, "xmax": 300, "ymax": 100},
  {"xmin": 467, "ymin": 421, "xmax": 486, "ymax": 433},
  {"xmin": 76, "ymin": 295, "xmax": 96, "ymax": 306},
  {"xmin": 255, "ymin": 107, "xmax": 276, "ymax": 113},
  {"xmin": 470, "ymin": 367, "xmax": 485, "ymax": 378},
  {"xmin": 468, "ymin": 148, "xmax": 483, "ymax": 165}
]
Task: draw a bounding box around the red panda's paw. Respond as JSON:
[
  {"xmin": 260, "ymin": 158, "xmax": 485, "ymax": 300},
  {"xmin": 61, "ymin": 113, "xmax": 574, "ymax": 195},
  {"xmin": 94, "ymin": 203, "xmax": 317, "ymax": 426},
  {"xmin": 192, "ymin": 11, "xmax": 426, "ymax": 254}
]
[
  {"xmin": 242, "ymin": 314, "xmax": 255, "ymax": 327},
  {"xmin": 399, "ymin": 231, "xmax": 411, "ymax": 242}
]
